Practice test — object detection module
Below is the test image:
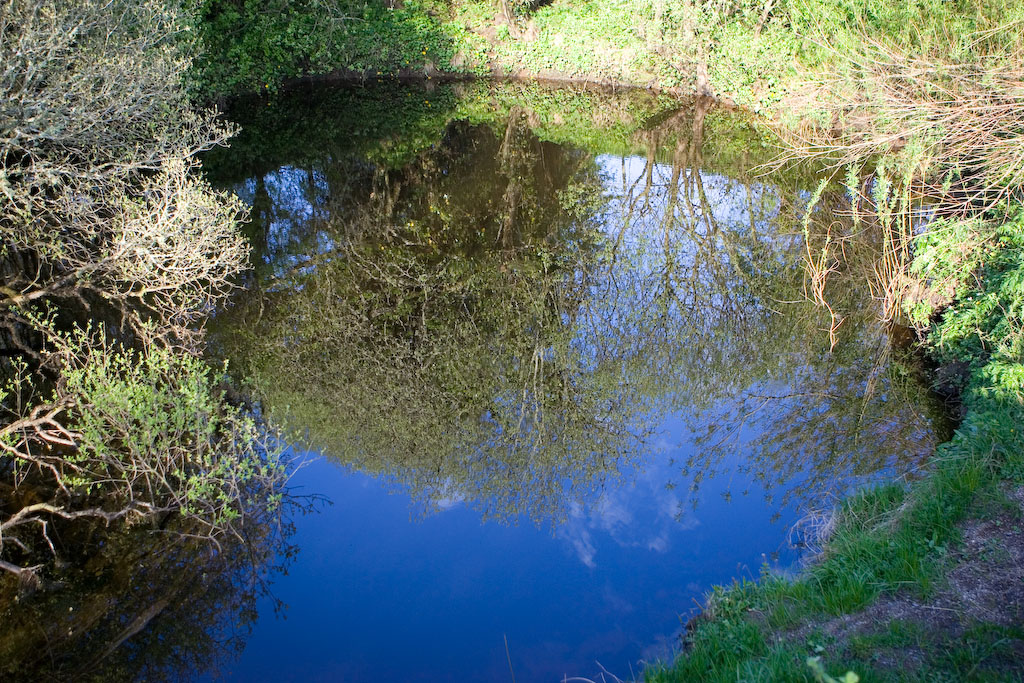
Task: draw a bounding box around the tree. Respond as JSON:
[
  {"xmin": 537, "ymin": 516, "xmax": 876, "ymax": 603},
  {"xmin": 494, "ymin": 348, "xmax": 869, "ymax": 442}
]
[{"xmin": 0, "ymin": 0, "xmax": 286, "ymax": 583}]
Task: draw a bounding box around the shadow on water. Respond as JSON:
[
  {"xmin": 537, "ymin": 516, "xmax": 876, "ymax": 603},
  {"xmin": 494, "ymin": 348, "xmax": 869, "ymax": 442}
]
[{"xmin": 0, "ymin": 513, "xmax": 295, "ymax": 682}]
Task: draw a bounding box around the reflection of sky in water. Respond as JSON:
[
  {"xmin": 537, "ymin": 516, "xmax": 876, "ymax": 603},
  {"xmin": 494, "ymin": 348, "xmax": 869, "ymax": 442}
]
[
  {"xmin": 208, "ymin": 422, "xmax": 804, "ymax": 683},
  {"xmin": 234, "ymin": 166, "xmax": 334, "ymax": 282},
  {"xmin": 207, "ymin": 142, "xmax": 935, "ymax": 680},
  {"xmin": 598, "ymin": 153, "xmax": 780, "ymax": 238},
  {"xmin": 579, "ymin": 155, "xmax": 795, "ymax": 350},
  {"xmin": 211, "ymin": 168, "xmax": 797, "ymax": 681}
]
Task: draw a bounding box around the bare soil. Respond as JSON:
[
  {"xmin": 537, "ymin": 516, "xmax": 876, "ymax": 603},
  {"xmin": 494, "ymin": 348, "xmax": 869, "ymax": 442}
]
[{"xmin": 788, "ymin": 487, "xmax": 1024, "ymax": 679}]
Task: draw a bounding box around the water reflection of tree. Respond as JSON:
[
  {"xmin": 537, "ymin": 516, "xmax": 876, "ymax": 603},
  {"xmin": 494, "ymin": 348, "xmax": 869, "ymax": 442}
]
[
  {"xmin": 212, "ymin": 90, "xmax": 946, "ymax": 528},
  {"xmin": 0, "ymin": 511, "xmax": 292, "ymax": 683},
  {"xmin": 214, "ymin": 113, "xmax": 645, "ymax": 524},
  {"xmin": 541, "ymin": 96, "xmax": 944, "ymax": 517},
  {"xmin": 607, "ymin": 113, "xmax": 949, "ymax": 512}
]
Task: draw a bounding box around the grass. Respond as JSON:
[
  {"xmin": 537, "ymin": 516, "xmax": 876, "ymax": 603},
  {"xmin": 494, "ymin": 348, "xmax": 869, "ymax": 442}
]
[{"xmin": 647, "ymin": 480, "xmax": 1022, "ymax": 681}]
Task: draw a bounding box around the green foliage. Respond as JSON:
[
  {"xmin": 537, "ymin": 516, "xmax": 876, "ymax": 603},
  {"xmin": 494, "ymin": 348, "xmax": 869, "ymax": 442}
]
[
  {"xmin": 807, "ymin": 657, "xmax": 859, "ymax": 683},
  {"xmin": 1, "ymin": 0, "xmax": 287, "ymax": 582},
  {"xmin": 191, "ymin": 0, "xmax": 481, "ymax": 95},
  {"xmin": 322, "ymin": 0, "xmax": 472, "ymax": 76},
  {"xmin": 785, "ymin": 0, "xmax": 1023, "ymax": 66},
  {"xmin": 60, "ymin": 329, "xmax": 285, "ymax": 524},
  {"xmin": 189, "ymin": 0, "xmax": 804, "ymax": 104},
  {"xmin": 926, "ymin": 211, "xmax": 1024, "ymax": 484},
  {"xmin": 904, "ymin": 217, "xmax": 993, "ymax": 326},
  {"xmin": 703, "ymin": 21, "xmax": 799, "ymax": 112},
  {"xmin": 927, "ymin": 214, "xmax": 1024, "ymax": 371},
  {"xmin": 190, "ymin": 0, "xmax": 337, "ymax": 93},
  {"xmin": 187, "ymin": 0, "xmax": 1024, "ymax": 121}
]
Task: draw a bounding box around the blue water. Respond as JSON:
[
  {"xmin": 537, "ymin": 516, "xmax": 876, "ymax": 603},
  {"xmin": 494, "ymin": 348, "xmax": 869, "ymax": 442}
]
[
  {"xmin": 212, "ymin": 417, "xmax": 802, "ymax": 682},
  {"xmin": 198, "ymin": 83, "xmax": 944, "ymax": 682}
]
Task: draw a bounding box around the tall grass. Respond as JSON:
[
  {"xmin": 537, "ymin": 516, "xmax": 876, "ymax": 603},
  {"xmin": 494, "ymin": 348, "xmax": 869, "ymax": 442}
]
[{"xmin": 780, "ymin": 14, "xmax": 1024, "ymax": 326}]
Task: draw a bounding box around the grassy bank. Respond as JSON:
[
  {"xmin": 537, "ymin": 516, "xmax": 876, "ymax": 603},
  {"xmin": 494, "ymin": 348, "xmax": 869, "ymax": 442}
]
[{"xmin": 192, "ymin": 0, "xmax": 1021, "ymax": 111}]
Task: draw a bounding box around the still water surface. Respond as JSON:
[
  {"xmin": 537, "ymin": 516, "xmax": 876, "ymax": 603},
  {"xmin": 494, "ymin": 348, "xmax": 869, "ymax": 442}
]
[{"xmin": 193, "ymin": 82, "xmax": 949, "ymax": 681}]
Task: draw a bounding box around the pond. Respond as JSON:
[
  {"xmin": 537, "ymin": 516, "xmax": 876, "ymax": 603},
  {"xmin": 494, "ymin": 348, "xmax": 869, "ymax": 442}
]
[
  {"xmin": 193, "ymin": 81, "xmax": 949, "ymax": 682},
  {"xmin": 0, "ymin": 81, "xmax": 949, "ymax": 682}
]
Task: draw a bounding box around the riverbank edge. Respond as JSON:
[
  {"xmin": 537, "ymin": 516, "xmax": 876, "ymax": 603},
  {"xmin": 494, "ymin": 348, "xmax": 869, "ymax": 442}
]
[
  {"xmin": 195, "ymin": 11, "xmax": 1024, "ymax": 680},
  {"xmin": 216, "ymin": 66, "xmax": 734, "ymax": 112},
  {"xmin": 647, "ymin": 301, "xmax": 1024, "ymax": 680}
]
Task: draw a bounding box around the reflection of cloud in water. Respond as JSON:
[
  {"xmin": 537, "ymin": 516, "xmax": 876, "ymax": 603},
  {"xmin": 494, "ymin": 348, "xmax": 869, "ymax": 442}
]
[
  {"xmin": 568, "ymin": 523, "xmax": 598, "ymax": 568},
  {"xmin": 422, "ymin": 479, "xmax": 467, "ymax": 511},
  {"xmin": 433, "ymin": 494, "xmax": 465, "ymax": 511},
  {"xmin": 558, "ymin": 446, "xmax": 699, "ymax": 568}
]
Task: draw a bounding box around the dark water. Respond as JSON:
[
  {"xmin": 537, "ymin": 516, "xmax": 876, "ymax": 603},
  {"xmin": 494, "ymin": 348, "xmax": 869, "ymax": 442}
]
[{"xmin": 0, "ymin": 82, "xmax": 948, "ymax": 682}]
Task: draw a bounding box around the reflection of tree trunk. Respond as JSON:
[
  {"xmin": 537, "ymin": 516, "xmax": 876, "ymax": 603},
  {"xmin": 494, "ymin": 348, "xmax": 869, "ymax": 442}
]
[
  {"xmin": 611, "ymin": 136, "xmax": 658, "ymax": 263},
  {"xmin": 668, "ymin": 99, "xmax": 708, "ymax": 237},
  {"xmin": 690, "ymin": 98, "xmax": 721, "ymax": 243},
  {"xmin": 691, "ymin": 96, "xmax": 709, "ymax": 164},
  {"xmin": 643, "ymin": 136, "xmax": 656, "ymax": 209},
  {"xmin": 499, "ymin": 107, "xmax": 522, "ymax": 161},
  {"xmin": 742, "ymin": 149, "xmax": 759, "ymax": 242},
  {"xmin": 251, "ymin": 174, "xmax": 274, "ymax": 265},
  {"xmin": 498, "ymin": 108, "xmax": 526, "ymax": 248},
  {"xmin": 93, "ymin": 598, "xmax": 171, "ymax": 665},
  {"xmin": 665, "ymin": 137, "xmax": 687, "ymax": 273}
]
